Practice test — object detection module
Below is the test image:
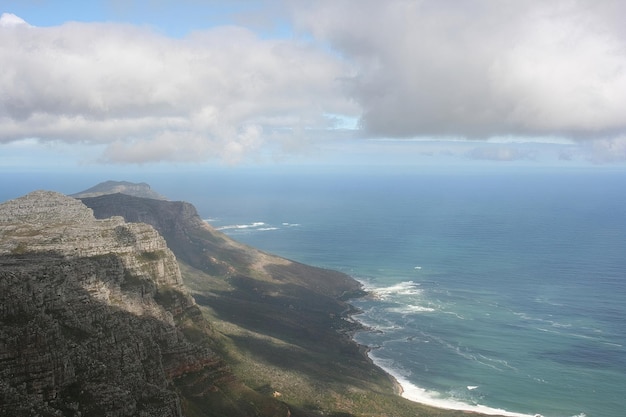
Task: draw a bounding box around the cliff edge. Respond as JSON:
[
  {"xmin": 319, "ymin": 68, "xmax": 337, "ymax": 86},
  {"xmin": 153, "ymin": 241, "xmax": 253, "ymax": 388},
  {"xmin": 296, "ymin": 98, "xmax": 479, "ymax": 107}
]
[
  {"xmin": 1, "ymin": 187, "xmax": 491, "ymax": 417},
  {"xmin": 0, "ymin": 191, "xmax": 288, "ymax": 417}
]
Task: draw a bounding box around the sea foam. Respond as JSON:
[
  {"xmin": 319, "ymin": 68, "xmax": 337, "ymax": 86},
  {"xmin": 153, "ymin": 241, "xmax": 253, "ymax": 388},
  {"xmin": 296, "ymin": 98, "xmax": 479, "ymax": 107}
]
[
  {"xmin": 387, "ymin": 304, "xmax": 435, "ymax": 313},
  {"xmin": 372, "ymin": 281, "xmax": 422, "ymax": 299},
  {"xmin": 217, "ymin": 222, "xmax": 267, "ymax": 231},
  {"xmin": 374, "ymin": 360, "xmax": 539, "ymax": 417}
]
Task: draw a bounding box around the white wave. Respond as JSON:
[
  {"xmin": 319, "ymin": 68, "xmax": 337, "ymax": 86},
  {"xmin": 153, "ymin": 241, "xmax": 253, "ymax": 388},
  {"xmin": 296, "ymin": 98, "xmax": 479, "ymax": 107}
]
[
  {"xmin": 217, "ymin": 222, "xmax": 267, "ymax": 231},
  {"xmin": 442, "ymin": 310, "xmax": 466, "ymax": 320},
  {"xmin": 423, "ymin": 333, "xmax": 515, "ymax": 372},
  {"xmin": 354, "ymin": 316, "xmax": 401, "ymax": 333},
  {"xmin": 281, "ymin": 222, "xmax": 301, "ymax": 227},
  {"xmin": 467, "ymin": 385, "xmax": 479, "ymax": 390},
  {"xmin": 514, "ymin": 311, "xmax": 574, "ymax": 330},
  {"xmin": 257, "ymin": 227, "xmax": 279, "ymax": 231},
  {"xmin": 362, "ymin": 351, "xmax": 537, "ymax": 417},
  {"xmin": 392, "ymin": 371, "xmax": 537, "ymax": 417},
  {"xmin": 388, "ymin": 304, "xmax": 435, "ymax": 314},
  {"xmin": 373, "ymin": 281, "xmax": 422, "ymax": 299},
  {"xmin": 535, "ymin": 326, "xmax": 607, "ymax": 343}
]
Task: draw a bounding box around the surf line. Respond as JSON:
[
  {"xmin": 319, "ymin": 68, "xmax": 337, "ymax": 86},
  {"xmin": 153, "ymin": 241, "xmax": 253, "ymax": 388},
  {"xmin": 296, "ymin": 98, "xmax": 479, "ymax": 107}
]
[{"xmin": 373, "ymin": 361, "xmax": 541, "ymax": 417}]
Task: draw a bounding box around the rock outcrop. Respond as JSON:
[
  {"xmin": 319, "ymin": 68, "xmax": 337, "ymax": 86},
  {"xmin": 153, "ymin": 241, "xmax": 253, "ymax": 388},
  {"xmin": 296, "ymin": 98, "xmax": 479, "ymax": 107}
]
[{"xmin": 0, "ymin": 191, "xmax": 288, "ymax": 417}]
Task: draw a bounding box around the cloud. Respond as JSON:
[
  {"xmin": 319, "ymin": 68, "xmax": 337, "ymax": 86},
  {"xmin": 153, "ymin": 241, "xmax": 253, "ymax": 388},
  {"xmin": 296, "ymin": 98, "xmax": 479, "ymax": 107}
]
[
  {"xmin": 467, "ymin": 145, "xmax": 536, "ymax": 162},
  {"xmin": 0, "ymin": 12, "xmax": 28, "ymax": 27},
  {"xmin": 290, "ymin": 0, "xmax": 626, "ymax": 141},
  {"xmin": 3, "ymin": 2, "xmax": 626, "ymax": 166},
  {"xmin": 585, "ymin": 136, "xmax": 626, "ymax": 164},
  {"xmin": 0, "ymin": 14, "xmax": 355, "ymax": 163}
]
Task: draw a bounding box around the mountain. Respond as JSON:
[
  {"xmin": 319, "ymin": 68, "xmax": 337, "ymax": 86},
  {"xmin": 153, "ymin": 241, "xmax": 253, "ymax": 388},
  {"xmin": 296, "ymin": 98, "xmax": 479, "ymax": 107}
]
[
  {"xmin": 77, "ymin": 193, "xmax": 397, "ymax": 412},
  {"xmin": 71, "ymin": 180, "xmax": 167, "ymax": 200},
  {"xmin": 1, "ymin": 185, "xmax": 490, "ymax": 417},
  {"xmin": 0, "ymin": 191, "xmax": 288, "ymax": 417}
]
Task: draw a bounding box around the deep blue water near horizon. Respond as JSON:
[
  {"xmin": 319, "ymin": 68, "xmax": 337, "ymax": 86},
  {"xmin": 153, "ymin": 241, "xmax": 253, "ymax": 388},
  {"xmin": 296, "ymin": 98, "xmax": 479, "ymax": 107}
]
[
  {"xmin": 2, "ymin": 168, "xmax": 625, "ymax": 417},
  {"xmin": 192, "ymin": 169, "xmax": 625, "ymax": 417}
]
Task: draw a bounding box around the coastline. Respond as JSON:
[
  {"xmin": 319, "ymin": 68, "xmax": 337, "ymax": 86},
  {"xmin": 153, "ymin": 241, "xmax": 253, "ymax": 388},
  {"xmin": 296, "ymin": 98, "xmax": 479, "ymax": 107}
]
[{"xmin": 347, "ymin": 290, "xmax": 540, "ymax": 417}]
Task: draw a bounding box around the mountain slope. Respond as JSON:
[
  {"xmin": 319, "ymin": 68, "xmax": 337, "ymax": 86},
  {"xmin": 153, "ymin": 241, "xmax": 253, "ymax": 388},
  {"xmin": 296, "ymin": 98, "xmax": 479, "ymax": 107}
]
[
  {"xmin": 78, "ymin": 192, "xmax": 480, "ymax": 417},
  {"xmin": 78, "ymin": 193, "xmax": 388, "ymax": 408},
  {"xmin": 0, "ymin": 191, "xmax": 289, "ymax": 417},
  {"xmin": 0, "ymin": 185, "xmax": 493, "ymax": 417}
]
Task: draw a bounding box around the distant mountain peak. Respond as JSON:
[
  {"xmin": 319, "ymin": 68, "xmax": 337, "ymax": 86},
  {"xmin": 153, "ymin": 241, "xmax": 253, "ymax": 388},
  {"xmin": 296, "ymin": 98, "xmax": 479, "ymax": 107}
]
[{"xmin": 71, "ymin": 180, "xmax": 167, "ymax": 200}]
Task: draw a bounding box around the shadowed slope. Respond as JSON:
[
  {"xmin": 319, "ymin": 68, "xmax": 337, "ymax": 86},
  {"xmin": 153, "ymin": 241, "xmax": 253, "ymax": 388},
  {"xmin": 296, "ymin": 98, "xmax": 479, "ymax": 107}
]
[
  {"xmin": 0, "ymin": 191, "xmax": 289, "ymax": 417},
  {"xmin": 78, "ymin": 191, "xmax": 499, "ymax": 417}
]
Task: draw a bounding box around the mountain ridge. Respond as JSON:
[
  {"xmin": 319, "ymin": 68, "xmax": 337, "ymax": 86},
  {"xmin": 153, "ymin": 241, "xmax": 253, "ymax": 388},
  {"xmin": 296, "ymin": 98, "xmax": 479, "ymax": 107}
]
[
  {"xmin": 70, "ymin": 180, "xmax": 167, "ymax": 200},
  {"xmin": 0, "ymin": 190, "xmax": 289, "ymax": 417},
  {"xmin": 1, "ymin": 182, "xmax": 495, "ymax": 417}
]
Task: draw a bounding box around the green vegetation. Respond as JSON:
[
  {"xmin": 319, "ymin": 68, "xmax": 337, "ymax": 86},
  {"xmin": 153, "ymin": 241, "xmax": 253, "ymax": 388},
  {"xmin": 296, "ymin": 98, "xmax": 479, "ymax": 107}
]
[
  {"xmin": 121, "ymin": 270, "xmax": 147, "ymax": 290},
  {"xmin": 153, "ymin": 285, "xmax": 181, "ymax": 310},
  {"xmin": 139, "ymin": 250, "xmax": 167, "ymax": 262},
  {"xmin": 10, "ymin": 242, "xmax": 28, "ymax": 255},
  {"xmin": 180, "ymin": 264, "xmax": 478, "ymax": 417}
]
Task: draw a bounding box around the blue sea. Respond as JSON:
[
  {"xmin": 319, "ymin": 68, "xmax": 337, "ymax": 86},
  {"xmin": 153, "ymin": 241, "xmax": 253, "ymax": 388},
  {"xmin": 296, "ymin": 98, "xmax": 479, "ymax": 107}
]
[
  {"xmin": 191, "ymin": 168, "xmax": 625, "ymax": 417},
  {"xmin": 3, "ymin": 167, "xmax": 625, "ymax": 417}
]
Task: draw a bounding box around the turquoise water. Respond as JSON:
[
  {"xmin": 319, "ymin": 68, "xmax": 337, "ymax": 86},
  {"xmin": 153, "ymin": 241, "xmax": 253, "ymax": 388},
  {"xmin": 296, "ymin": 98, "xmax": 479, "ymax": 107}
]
[{"xmin": 198, "ymin": 170, "xmax": 626, "ymax": 417}]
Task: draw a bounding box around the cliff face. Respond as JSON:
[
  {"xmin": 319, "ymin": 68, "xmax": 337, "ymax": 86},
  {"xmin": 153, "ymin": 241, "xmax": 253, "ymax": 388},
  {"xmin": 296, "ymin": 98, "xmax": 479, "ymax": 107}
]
[
  {"xmin": 79, "ymin": 193, "xmax": 236, "ymax": 277},
  {"xmin": 0, "ymin": 191, "xmax": 288, "ymax": 417},
  {"xmin": 79, "ymin": 192, "xmax": 364, "ymax": 299},
  {"xmin": 77, "ymin": 192, "xmax": 407, "ymax": 416},
  {"xmin": 0, "ymin": 186, "xmax": 468, "ymax": 417}
]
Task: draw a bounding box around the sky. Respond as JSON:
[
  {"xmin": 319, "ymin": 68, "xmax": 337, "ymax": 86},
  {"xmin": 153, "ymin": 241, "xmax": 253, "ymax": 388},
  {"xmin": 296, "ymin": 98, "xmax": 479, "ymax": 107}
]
[{"xmin": 2, "ymin": 0, "xmax": 626, "ymax": 174}]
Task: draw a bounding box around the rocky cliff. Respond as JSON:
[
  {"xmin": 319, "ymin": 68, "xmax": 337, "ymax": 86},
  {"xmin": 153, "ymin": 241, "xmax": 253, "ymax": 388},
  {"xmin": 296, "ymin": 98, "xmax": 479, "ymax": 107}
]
[
  {"xmin": 0, "ymin": 191, "xmax": 288, "ymax": 417},
  {"xmin": 77, "ymin": 190, "xmax": 410, "ymax": 416}
]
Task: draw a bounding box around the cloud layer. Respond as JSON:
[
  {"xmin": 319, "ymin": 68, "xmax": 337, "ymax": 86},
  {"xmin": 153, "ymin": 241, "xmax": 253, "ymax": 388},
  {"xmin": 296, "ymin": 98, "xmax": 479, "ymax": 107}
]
[
  {"xmin": 2, "ymin": 0, "xmax": 626, "ymax": 164},
  {"xmin": 0, "ymin": 12, "xmax": 354, "ymax": 163},
  {"xmin": 291, "ymin": 0, "xmax": 626, "ymax": 142}
]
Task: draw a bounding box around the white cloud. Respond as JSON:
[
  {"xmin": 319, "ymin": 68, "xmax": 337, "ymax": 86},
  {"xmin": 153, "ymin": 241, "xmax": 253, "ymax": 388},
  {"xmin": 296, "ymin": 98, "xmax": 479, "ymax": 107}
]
[
  {"xmin": 3, "ymin": 1, "xmax": 626, "ymax": 166},
  {"xmin": 585, "ymin": 136, "xmax": 626, "ymax": 164},
  {"xmin": 0, "ymin": 16, "xmax": 356, "ymax": 163},
  {"xmin": 289, "ymin": 0, "xmax": 626, "ymax": 144},
  {"xmin": 467, "ymin": 145, "xmax": 536, "ymax": 162},
  {"xmin": 0, "ymin": 12, "xmax": 28, "ymax": 27}
]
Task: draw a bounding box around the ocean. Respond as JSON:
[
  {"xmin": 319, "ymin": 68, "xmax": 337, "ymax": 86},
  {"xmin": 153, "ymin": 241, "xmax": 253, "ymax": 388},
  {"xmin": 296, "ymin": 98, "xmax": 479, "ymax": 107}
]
[
  {"xmin": 3, "ymin": 167, "xmax": 625, "ymax": 417},
  {"xmin": 192, "ymin": 168, "xmax": 626, "ymax": 417}
]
